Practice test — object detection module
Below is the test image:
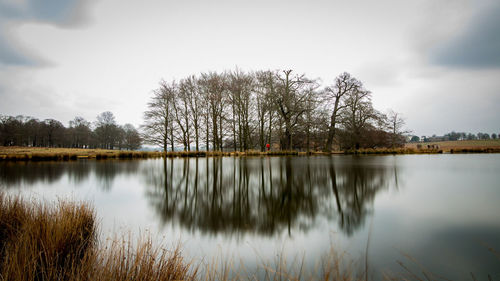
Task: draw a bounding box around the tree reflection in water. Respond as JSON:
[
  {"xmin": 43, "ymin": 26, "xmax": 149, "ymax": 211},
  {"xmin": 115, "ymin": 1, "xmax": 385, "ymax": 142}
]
[
  {"xmin": 0, "ymin": 160, "xmax": 141, "ymax": 191},
  {"xmin": 143, "ymin": 156, "xmax": 399, "ymax": 237}
]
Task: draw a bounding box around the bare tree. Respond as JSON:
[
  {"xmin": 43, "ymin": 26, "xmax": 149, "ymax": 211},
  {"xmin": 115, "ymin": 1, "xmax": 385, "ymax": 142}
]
[
  {"xmin": 228, "ymin": 69, "xmax": 254, "ymax": 151},
  {"xmin": 253, "ymin": 70, "xmax": 278, "ymax": 151},
  {"xmin": 139, "ymin": 68, "xmax": 411, "ymax": 152},
  {"xmin": 172, "ymin": 80, "xmax": 191, "ymax": 151},
  {"xmin": 69, "ymin": 116, "xmax": 91, "ymax": 148},
  {"xmin": 142, "ymin": 81, "xmax": 175, "ymax": 152},
  {"xmin": 274, "ymin": 70, "xmax": 312, "ymax": 150},
  {"xmin": 324, "ymin": 72, "xmax": 361, "ymax": 152},
  {"xmin": 386, "ymin": 110, "xmax": 408, "ymax": 148},
  {"xmin": 122, "ymin": 124, "xmax": 142, "ymax": 150},
  {"xmin": 303, "ymin": 84, "xmax": 320, "ymax": 152},
  {"xmin": 183, "ymin": 75, "xmax": 202, "ymax": 151},
  {"xmin": 94, "ymin": 111, "xmax": 120, "ymax": 149},
  {"xmin": 198, "ymin": 72, "xmax": 227, "ymax": 151},
  {"xmin": 254, "ymin": 71, "xmax": 269, "ymax": 151},
  {"xmin": 340, "ymin": 84, "xmax": 378, "ymax": 150}
]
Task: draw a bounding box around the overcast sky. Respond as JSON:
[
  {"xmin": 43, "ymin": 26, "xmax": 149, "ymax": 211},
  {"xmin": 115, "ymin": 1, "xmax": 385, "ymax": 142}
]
[{"xmin": 0, "ymin": 0, "xmax": 499, "ymax": 136}]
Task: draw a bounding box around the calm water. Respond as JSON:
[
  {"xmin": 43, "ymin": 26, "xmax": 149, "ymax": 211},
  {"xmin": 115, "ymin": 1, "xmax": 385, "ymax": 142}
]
[{"xmin": 1, "ymin": 154, "xmax": 499, "ymax": 280}]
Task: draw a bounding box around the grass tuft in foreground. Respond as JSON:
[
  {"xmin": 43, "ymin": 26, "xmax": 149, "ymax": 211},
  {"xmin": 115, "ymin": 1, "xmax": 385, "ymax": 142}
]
[
  {"xmin": 0, "ymin": 192, "xmax": 196, "ymax": 281},
  {"xmin": 94, "ymin": 236, "xmax": 195, "ymax": 281},
  {"xmin": 0, "ymin": 193, "xmax": 97, "ymax": 280}
]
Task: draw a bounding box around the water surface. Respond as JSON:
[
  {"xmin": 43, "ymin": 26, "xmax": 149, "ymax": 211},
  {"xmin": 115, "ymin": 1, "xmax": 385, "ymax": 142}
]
[{"xmin": 1, "ymin": 154, "xmax": 499, "ymax": 280}]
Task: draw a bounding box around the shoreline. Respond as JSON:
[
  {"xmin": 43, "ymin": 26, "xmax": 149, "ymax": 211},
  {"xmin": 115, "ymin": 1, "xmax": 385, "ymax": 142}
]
[{"xmin": 1, "ymin": 144, "xmax": 500, "ymax": 162}]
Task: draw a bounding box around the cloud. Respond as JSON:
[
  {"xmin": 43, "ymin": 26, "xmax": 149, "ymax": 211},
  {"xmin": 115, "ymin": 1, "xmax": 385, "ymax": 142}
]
[
  {"xmin": 0, "ymin": 34, "xmax": 32, "ymax": 65},
  {"xmin": 431, "ymin": 1, "xmax": 500, "ymax": 68},
  {"xmin": 0, "ymin": 0, "xmax": 93, "ymax": 66}
]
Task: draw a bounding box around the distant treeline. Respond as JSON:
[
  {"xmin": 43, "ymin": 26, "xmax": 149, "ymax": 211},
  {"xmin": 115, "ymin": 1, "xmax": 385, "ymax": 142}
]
[
  {"xmin": 409, "ymin": 131, "xmax": 499, "ymax": 142},
  {"xmin": 143, "ymin": 69, "xmax": 408, "ymax": 152},
  {"xmin": 0, "ymin": 112, "xmax": 141, "ymax": 150}
]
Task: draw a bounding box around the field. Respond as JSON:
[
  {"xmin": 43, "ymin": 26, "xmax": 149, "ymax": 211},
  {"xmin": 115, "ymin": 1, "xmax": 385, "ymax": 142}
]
[
  {"xmin": 0, "ymin": 147, "xmax": 303, "ymax": 161},
  {"xmin": 2, "ymin": 140, "xmax": 500, "ymax": 162},
  {"xmin": 405, "ymin": 139, "xmax": 500, "ymax": 153},
  {"xmin": 0, "ymin": 146, "xmax": 163, "ymax": 161}
]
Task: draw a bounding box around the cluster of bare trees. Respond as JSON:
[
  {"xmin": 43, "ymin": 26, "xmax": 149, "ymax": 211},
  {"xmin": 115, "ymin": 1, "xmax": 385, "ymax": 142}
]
[
  {"xmin": 143, "ymin": 69, "xmax": 407, "ymax": 152},
  {"xmin": 0, "ymin": 112, "xmax": 142, "ymax": 150}
]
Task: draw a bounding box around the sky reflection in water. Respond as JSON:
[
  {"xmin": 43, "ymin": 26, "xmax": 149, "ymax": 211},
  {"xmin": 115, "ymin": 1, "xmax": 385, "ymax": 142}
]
[{"xmin": 1, "ymin": 154, "xmax": 499, "ymax": 280}]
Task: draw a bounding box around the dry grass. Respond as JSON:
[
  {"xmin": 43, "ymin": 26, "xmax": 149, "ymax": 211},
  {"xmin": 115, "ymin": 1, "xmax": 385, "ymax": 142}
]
[
  {"xmin": 231, "ymin": 150, "xmax": 299, "ymax": 157},
  {"xmin": 165, "ymin": 150, "xmax": 300, "ymax": 157},
  {"xmin": 405, "ymin": 139, "xmax": 500, "ymax": 153},
  {"xmin": 261, "ymin": 246, "xmax": 364, "ymax": 281},
  {"xmin": 0, "ymin": 146, "xmax": 163, "ymax": 161},
  {"xmin": 448, "ymin": 147, "xmax": 500, "ymax": 153},
  {"xmin": 347, "ymin": 139, "xmax": 500, "ymax": 155},
  {"xmin": 0, "ymin": 147, "xmax": 302, "ymax": 161},
  {"xmin": 3, "ymin": 140, "xmax": 500, "ymax": 161},
  {"xmin": 92, "ymin": 237, "xmax": 196, "ymax": 281},
  {"xmin": 0, "ymin": 192, "xmax": 197, "ymax": 281},
  {"xmin": 344, "ymin": 147, "xmax": 442, "ymax": 155},
  {"xmin": 199, "ymin": 244, "xmax": 365, "ymax": 281},
  {"xmin": 0, "ymin": 193, "xmax": 96, "ymax": 280},
  {"xmin": 165, "ymin": 151, "xmax": 233, "ymax": 157}
]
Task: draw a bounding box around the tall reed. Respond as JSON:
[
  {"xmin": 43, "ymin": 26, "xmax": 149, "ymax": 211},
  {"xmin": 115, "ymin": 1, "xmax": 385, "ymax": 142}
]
[
  {"xmin": 0, "ymin": 193, "xmax": 196, "ymax": 281},
  {"xmin": 0, "ymin": 193, "xmax": 96, "ymax": 280}
]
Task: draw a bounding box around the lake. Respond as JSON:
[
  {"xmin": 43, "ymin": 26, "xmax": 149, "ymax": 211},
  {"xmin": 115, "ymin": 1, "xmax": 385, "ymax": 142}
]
[{"xmin": 1, "ymin": 154, "xmax": 499, "ymax": 280}]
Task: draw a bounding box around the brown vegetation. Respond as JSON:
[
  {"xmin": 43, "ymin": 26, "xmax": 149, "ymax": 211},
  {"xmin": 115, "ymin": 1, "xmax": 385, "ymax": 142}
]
[
  {"xmin": 2, "ymin": 139, "xmax": 499, "ymax": 162},
  {"xmin": 405, "ymin": 139, "xmax": 500, "ymax": 153},
  {"xmin": 0, "ymin": 146, "xmax": 314, "ymax": 162},
  {"xmin": 449, "ymin": 147, "xmax": 500, "ymax": 153},
  {"xmin": 0, "ymin": 192, "xmax": 95, "ymax": 280},
  {"xmin": 4, "ymin": 144, "xmax": 500, "ymax": 162},
  {"xmin": 0, "ymin": 147, "xmax": 303, "ymax": 161},
  {"xmin": 0, "ymin": 146, "xmax": 163, "ymax": 161},
  {"xmin": 0, "ymin": 192, "xmax": 196, "ymax": 281},
  {"xmin": 344, "ymin": 147, "xmax": 442, "ymax": 155}
]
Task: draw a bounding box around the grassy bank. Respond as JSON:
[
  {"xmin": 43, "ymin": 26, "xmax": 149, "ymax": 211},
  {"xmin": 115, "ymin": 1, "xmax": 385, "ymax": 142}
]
[
  {"xmin": 347, "ymin": 139, "xmax": 500, "ymax": 155},
  {"xmin": 0, "ymin": 147, "xmax": 163, "ymax": 161},
  {"xmin": 3, "ymin": 141, "xmax": 500, "ymax": 162},
  {"xmin": 0, "ymin": 147, "xmax": 302, "ymax": 161},
  {"xmin": 0, "ymin": 192, "xmax": 196, "ymax": 281},
  {"xmin": 0, "ymin": 146, "xmax": 444, "ymax": 161},
  {"xmin": 405, "ymin": 139, "xmax": 500, "ymax": 153},
  {"xmin": 343, "ymin": 147, "xmax": 443, "ymax": 155}
]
